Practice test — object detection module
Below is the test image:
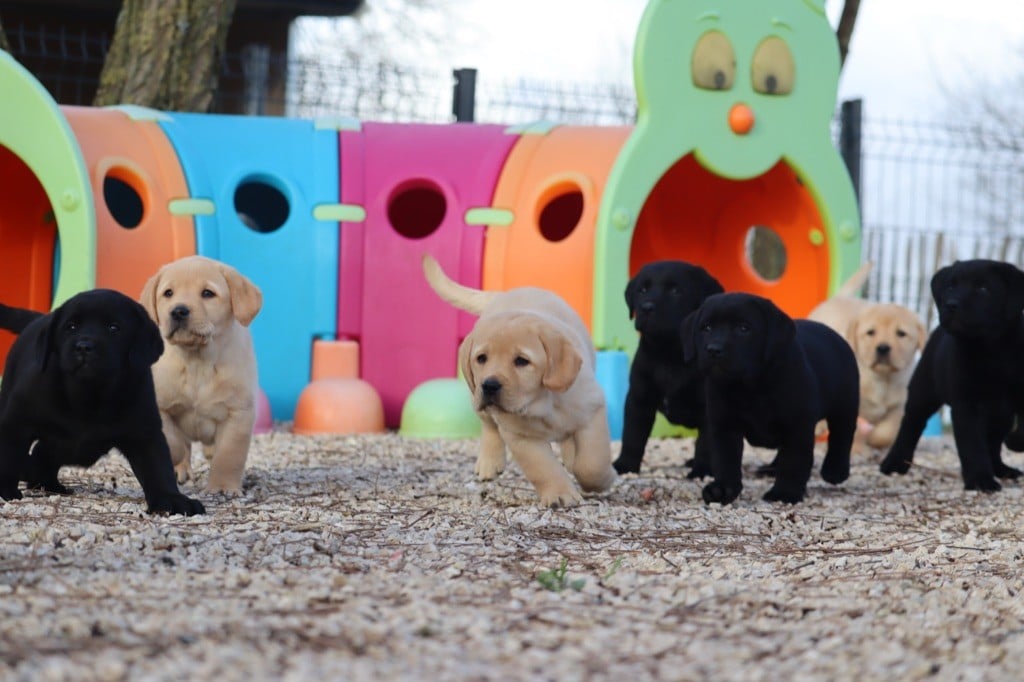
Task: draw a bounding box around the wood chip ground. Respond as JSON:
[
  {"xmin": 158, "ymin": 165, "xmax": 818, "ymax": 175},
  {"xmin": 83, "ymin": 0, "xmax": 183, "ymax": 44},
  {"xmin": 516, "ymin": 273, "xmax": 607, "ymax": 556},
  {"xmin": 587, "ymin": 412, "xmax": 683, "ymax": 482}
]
[{"xmin": 1, "ymin": 430, "xmax": 1022, "ymax": 680}]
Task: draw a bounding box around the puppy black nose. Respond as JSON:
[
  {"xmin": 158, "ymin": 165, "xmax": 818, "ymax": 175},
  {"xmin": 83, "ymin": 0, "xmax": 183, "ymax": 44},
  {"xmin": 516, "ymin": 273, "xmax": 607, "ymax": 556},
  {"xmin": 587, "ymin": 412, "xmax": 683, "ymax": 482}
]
[
  {"xmin": 944, "ymin": 300, "xmax": 959, "ymax": 312},
  {"xmin": 705, "ymin": 342, "xmax": 724, "ymax": 358},
  {"xmin": 74, "ymin": 339, "xmax": 94, "ymax": 355},
  {"xmin": 876, "ymin": 343, "xmax": 891, "ymax": 356},
  {"xmin": 481, "ymin": 378, "xmax": 502, "ymax": 396},
  {"xmin": 639, "ymin": 301, "xmax": 655, "ymax": 313},
  {"xmin": 171, "ymin": 305, "xmax": 190, "ymax": 321}
]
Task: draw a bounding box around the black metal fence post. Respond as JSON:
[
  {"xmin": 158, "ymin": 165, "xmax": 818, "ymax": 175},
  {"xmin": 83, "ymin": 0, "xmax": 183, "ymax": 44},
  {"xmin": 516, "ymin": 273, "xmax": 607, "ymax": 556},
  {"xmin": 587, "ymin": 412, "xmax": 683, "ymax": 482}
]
[
  {"xmin": 452, "ymin": 68, "xmax": 477, "ymax": 122},
  {"xmin": 839, "ymin": 98, "xmax": 863, "ymax": 207}
]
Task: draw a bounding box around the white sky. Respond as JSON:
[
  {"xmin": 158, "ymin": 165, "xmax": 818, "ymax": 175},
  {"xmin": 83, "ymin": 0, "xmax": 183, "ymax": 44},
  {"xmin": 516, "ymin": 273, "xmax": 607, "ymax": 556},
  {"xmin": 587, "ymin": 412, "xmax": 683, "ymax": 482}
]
[{"xmin": 435, "ymin": 0, "xmax": 1024, "ymax": 120}]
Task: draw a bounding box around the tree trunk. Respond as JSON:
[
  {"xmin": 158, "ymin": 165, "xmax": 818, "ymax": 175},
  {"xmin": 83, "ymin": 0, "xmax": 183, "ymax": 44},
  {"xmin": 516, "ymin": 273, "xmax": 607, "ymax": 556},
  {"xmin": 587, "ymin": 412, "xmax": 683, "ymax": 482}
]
[
  {"xmin": 94, "ymin": 0, "xmax": 238, "ymax": 111},
  {"xmin": 835, "ymin": 0, "xmax": 861, "ymax": 69}
]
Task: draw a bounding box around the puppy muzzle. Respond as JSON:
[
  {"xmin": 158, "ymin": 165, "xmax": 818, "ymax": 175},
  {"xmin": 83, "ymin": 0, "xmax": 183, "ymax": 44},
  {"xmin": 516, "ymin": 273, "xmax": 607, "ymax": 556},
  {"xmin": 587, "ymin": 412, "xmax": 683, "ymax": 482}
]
[
  {"xmin": 478, "ymin": 377, "xmax": 503, "ymax": 409},
  {"xmin": 165, "ymin": 307, "xmax": 213, "ymax": 348}
]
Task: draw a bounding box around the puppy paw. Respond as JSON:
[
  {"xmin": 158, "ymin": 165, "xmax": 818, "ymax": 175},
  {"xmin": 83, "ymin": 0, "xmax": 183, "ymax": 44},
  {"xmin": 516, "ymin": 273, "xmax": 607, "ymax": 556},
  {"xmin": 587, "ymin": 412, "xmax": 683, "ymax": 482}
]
[
  {"xmin": 147, "ymin": 494, "xmax": 206, "ymax": 516},
  {"xmin": 474, "ymin": 456, "xmax": 505, "ymax": 480},
  {"xmin": 819, "ymin": 463, "xmax": 850, "ymax": 486},
  {"xmin": 205, "ymin": 484, "xmax": 244, "ymax": 497},
  {"xmin": 879, "ymin": 454, "xmax": 911, "ymax": 475},
  {"xmin": 29, "ymin": 481, "xmax": 71, "ymax": 496},
  {"xmin": 964, "ymin": 475, "xmax": 1001, "ymax": 493},
  {"xmin": 612, "ymin": 457, "xmax": 640, "ymax": 475},
  {"xmin": 763, "ymin": 484, "xmax": 806, "ymax": 504},
  {"xmin": 0, "ymin": 485, "xmax": 23, "ymax": 501},
  {"xmin": 537, "ymin": 486, "xmax": 583, "ymax": 509},
  {"xmin": 994, "ymin": 463, "xmax": 1023, "ymax": 480},
  {"xmin": 702, "ymin": 480, "xmax": 741, "ymax": 505},
  {"xmin": 174, "ymin": 462, "xmax": 193, "ymax": 485}
]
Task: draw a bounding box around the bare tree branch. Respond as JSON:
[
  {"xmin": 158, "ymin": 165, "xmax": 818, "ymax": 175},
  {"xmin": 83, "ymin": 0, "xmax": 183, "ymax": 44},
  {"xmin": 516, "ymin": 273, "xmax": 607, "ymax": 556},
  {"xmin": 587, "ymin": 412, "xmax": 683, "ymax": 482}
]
[
  {"xmin": 836, "ymin": 0, "xmax": 861, "ymax": 69},
  {"xmin": 0, "ymin": 15, "xmax": 11, "ymax": 53}
]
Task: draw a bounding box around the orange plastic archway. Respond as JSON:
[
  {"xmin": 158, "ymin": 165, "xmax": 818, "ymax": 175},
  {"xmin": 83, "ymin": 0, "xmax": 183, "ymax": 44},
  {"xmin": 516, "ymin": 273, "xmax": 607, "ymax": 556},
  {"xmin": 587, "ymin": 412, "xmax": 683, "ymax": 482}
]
[
  {"xmin": 629, "ymin": 154, "xmax": 828, "ymax": 318},
  {"xmin": 0, "ymin": 145, "xmax": 58, "ymax": 361}
]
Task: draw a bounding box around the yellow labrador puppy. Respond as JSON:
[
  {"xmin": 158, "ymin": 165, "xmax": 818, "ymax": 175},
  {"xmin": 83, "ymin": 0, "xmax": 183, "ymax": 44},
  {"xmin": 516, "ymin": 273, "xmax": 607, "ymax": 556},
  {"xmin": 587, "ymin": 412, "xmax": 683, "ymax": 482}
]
[
  {"xmin": 808, "ymin": 263, "xmax": 927, "ymax": 451},
  {"xmin": 422, "ymin": 255, "xmax": 616, "ymax": 507},
  {"xmin": 140, "ymin": 256, "xmax": 263, "ymax": 493}
]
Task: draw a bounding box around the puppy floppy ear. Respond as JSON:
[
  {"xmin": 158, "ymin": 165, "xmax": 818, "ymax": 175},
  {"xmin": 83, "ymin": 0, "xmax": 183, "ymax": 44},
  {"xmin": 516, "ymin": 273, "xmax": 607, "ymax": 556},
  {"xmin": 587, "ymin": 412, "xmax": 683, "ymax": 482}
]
[
  {"xmin": 680, "ymin": 309, "xmax": 700, "ymax": 364},
  {"xmin": 999, "ymin": 262, "xmax": 1024, "ymax": 321},
  {"xmin": 219, "ymin": 263, "xmax": 263, "ymax": 326},
  {"xmin": 139, "ymin": 269, "xmax": 161, "ymax": 324},
  {"xmin": 759, "ymin": 298, "xmax": 797, "ymax": 365},
  {"xmin": 538, "ymin": 325, "xmax": 582, "ymax": 393},
  {"xmin": 845, "ymin": 316, "xmax": 861, "ymax": 348},
  {"xmin": 33, "ymin": 309, "xmax": 60, "ymax": 372},
  {"xmin": 930, "ymin": 263, "xmax": 954, "ymax": 305},
  {"xmin": 696, "ymin": 269, "xmax": 725, "ymax": 300},
  {"xmin": 624, "ymin": 275, "xmax": 640, "ymax": 318},
  {"xmin": 457, "ymin": 332, "xmax": 477, "ymax": 395},
  {"xmin": 127, "ymin": 300, "xmax": 165, "ymax": 370}
]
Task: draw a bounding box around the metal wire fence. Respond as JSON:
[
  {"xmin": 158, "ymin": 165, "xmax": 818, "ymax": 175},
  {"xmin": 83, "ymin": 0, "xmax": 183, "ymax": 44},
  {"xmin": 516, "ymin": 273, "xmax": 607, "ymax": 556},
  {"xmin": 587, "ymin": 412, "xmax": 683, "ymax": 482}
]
[
  {"xmin": 858, "ymin": 117, "xmax": 1024, "ymax": 327},
  {"xmin": 7, "ymin": 24, "xmax": 1024, "ymax": 326}
]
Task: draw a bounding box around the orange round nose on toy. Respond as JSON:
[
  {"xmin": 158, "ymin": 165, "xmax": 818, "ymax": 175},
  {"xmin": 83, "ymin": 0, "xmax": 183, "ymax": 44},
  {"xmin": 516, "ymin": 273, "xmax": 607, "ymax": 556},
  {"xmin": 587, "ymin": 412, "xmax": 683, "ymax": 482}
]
[{"xmin": 728, "ymin": 103, "xmax": 755, "ymax": 135}]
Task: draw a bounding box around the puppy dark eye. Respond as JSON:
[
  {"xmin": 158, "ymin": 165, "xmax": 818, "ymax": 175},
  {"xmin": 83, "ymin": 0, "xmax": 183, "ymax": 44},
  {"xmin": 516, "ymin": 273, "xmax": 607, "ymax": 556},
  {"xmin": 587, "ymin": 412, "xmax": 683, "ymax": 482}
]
[
  {"xmin": 514, "ymin": 356, "xmax": 530, "ymax": 368},
  {"xmin": 668, "ymin": 285, "xmax": 679, "ymax": 295},
  {"xmin": 65, "ymin": 320, "xmax": 78, "ymax": 332},
  {"xmin": 639, "ymin": 285, "xmax": 649, "ymax": 294},
  {"xmin": 476, "ymin": 353, "xmax": 487, "ymax": 365},
  {"xmin": 977, "ymin": 285, "xmax": 988, "ymax": 294},
  {"xmin": 162, "ymin": 288, "xmax": 173, "ymax": 298},
  {"xmin": 201, "ymin": 289, "xmax": 216, "ymax": 298},
  {"xmin": 108, "ymin": 323, "xmax": 120, "ymax": 334},
  {"xmin": 737, "ymin": 323, "xmax": 752, "ymax": 334},
  {"xmin": 896, "ymin": 329, "xmax": 907, "ymax": 338},
  {"xmin": 701, "ymin": 323, "xmax": 712, "ymax": 333},
  {"xmin": 865, "ymin": 329, "xmax": 876, "ymax": 337}
]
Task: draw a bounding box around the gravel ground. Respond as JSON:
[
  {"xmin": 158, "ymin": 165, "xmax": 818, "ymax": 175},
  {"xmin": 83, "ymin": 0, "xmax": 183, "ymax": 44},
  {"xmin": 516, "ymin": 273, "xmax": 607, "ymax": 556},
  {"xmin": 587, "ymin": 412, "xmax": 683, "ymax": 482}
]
[{"xmin": 1, "ymin": 430, "xmax": 1022, "ymax": 681}]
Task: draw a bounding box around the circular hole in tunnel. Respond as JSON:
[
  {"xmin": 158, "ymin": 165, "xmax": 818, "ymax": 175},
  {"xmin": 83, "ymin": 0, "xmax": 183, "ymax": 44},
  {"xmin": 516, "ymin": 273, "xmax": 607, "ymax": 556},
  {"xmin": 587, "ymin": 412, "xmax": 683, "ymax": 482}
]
[
  {"xmin": 388, "ymin": 182, "xmax": 446, "ymax": 239},
  {"xmin": 103, "ymin": 171, "xmax": 144, "ymax": 229},
  {"xmin": 537, "ymin": 187, "xmax": 583, "ymax": 242},
  {"xmin": 235, "ymin": 177, "xmax": 290, "ymax": 233},
  {"xmin": 745, "ymin": 225, "xmax": 787, "ymax": 282}
]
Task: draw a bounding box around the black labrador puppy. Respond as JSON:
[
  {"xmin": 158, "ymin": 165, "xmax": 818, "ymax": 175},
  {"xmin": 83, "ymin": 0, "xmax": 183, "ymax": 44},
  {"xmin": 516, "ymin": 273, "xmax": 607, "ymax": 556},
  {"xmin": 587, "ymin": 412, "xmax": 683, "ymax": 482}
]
[
  {"xmin": 682, "ymin": 293, "xmax": 859, "ymax": 505},
  {"xmin": 614, "ymin": 260, "xmax": 723, "ymax": 476},
  {"xmin": 0, "ymin": 290, "xmax": 205, "ymax": 515},
  {"xmin": 880, "ymin": 260, "xmax": 1024, "ymax": 491}
]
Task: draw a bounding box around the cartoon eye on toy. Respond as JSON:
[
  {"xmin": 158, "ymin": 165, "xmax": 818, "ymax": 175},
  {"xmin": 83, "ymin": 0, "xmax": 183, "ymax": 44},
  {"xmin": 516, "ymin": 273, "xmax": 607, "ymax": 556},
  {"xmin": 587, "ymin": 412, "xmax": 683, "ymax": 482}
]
[
  {"xmin": 691, "ymin": 31, "xmax": 736, "ymax": 91},
  {"xmin": 751, "ymin": 36, "xmax": 795, "ymax": 95}
]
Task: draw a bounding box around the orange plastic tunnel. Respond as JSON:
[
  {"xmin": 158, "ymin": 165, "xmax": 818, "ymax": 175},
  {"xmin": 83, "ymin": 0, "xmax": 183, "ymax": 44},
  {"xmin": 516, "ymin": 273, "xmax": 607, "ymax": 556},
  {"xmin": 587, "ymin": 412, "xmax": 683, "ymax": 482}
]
[
  {"xmin": 62, "ymin": 106, "xmax": 196, "ymax": 299},
  {"xmin": 483, "ymin": 125, "xmax": 631, "ymax": 328}
]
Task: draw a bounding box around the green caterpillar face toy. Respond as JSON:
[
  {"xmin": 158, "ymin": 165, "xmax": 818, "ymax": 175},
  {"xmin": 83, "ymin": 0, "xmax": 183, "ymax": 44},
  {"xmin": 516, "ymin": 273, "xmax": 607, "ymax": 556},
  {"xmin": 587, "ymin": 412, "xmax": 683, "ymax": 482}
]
[
  {"xmin": 594, "ymin": 0, "xmax": 861, "ymax": 351},
  {"xmin": 639, "ymin": 0, "xmax": 839, "ymax": 179}
]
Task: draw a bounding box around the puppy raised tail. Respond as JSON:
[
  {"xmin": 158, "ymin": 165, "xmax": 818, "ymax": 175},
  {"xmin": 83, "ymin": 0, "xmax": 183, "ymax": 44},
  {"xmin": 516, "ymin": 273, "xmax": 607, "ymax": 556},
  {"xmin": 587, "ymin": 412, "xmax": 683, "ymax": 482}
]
[
  {"xmin": 835, "ymin": 261, "xmax": 873, "ymax": 298},
  {"xmin": 422, "ymin": 254, "xmax": 494, "ymax": 315},
  {"xmin": 0, "ymin": 303, "xmax": 43, "ymax": 334}
]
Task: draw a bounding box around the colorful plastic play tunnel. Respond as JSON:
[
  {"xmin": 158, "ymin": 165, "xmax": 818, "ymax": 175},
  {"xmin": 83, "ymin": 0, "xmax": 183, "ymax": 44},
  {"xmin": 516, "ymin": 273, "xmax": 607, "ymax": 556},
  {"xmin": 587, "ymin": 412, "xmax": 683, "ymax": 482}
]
[
  {"xmin": 0, "ymin": 52, "xmax": 95, "ymax": 368},
  {"xmin": 158, "ymin": 112, "xmax": 341, "ymax": 419},
  {"xmin": 483, "ymin": 125, "xmax": 631, "ymax": 330},
  {"xmin": 62, "ymin": 106, "xmax": 197, "ymax": 299},
  {"xmin": 338, "ymin": 122, "xmax": 519, "ymax": 426}
]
